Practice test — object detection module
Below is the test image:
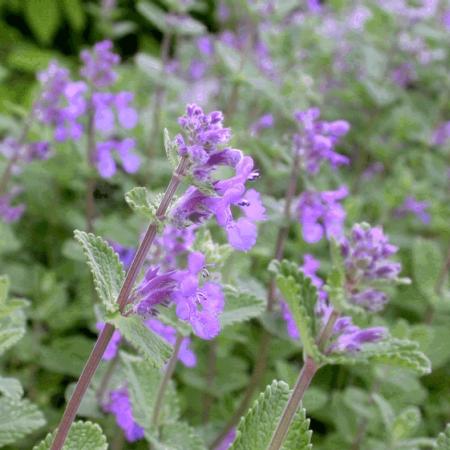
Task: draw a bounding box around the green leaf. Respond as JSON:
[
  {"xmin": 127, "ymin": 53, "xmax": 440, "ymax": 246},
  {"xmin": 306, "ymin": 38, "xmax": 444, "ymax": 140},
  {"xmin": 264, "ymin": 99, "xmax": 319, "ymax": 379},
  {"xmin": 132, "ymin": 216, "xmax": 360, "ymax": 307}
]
[
  {"xmin": 271, "ymin": 260, "xmax": 322, "ymax": 362},
  {"xmin": 109, "ymin": 315, "xmax": 171, "ymax": 368},
  {"xmin": 326, "ymin": 338, "xmax": 431, "ymax": 375},
  {"xmin": 24, "ymin": 0, "xmax": 61, "ymax": 44},
  {"xmin": 0, "ymin": 376, "xmax": 23, "ymax": 400},
  {"xmin": 156, "ymin": 422, "xmax": 207, "ymax": 450},
  {"xmin": 137, "ymin": 1, "xmax": 168, "ymax": 32},
  {"xmin": 220, "ymin": 286, "xmax": 265, "ymax": 328},
  {"xmin": 0, "ymin": 301, "xmax": 26, "ymax": 356},
  {"xmin": 412, "ymin": 238, "xmax": 443, "ymax": 305},
  {"xmin": 391, "ymin": 407, "xmax": 421, "ymax": 442},
  {"xmin": 436, "ymin": 424, "xmax": 450, "ymax": 449},
  {"xmin": 193, "ymin": 229, "xmax": 232, "ymax": 269},
  {"xmin": 122, "ymin": 355, "xmax": 180, "ymax": 429},
  {"xmin": 61, "ymin": 0, "xmax": 85, "ymax": 31},
  {"xmin": 74, "ymin": 230, "xmax": 125, "ymax": 314},
  {"xmin": 164, "ymin": 128, "xmax": 180, "ymax": 168},
  {"xmin": 0, "ymin": 275, "xmax": 8, "ymax": 304},
  {"xmin": 124, "ymin": 187, "xmax": 166, "ymax": 225},
  {"xmin": 0, "ymin": 397, "xmax": 45, "ymax": 447},
  {"xmin": 230, "ymin": 380, "xmax": 312, "ymax": 450},
  {"xmin": 282, "ymin": 407, "xmax": 313, "ymax": 450},
  {"xmin": 33, "ymin": 421, "xmax": 107, "ymax": 450}
]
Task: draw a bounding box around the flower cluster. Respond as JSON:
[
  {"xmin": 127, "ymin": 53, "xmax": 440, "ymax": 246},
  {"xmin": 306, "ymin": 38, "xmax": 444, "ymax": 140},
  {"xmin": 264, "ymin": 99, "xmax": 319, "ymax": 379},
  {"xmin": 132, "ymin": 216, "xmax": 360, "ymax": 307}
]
[
  {"xmin": 281, "ymin": 251, "xmax": 388, "ymax": 354},
  {"xmin": 35, "ymin": 41, "xmax": 140, "ymax": 179},
  {"xmin": 172, "ymin": 104, "xmax": 266, "ymax": 252},
  {"xmin": 297, "ymin": 186, "xmax": 348, "ymax": 243},
  {"xmin": 340, "ymin": 223, "xmax": 402, "ymax": 313},
  {"xmin": 394, "ymin": 196, "xmax": 430, "ymax": 224},
  {"xmin": 294, "ymin": 107, "xmax": 350, "ymax": 174},
  {"xmin": 103, "ymin": 388, "xmax": 144, "ymax": 442}
]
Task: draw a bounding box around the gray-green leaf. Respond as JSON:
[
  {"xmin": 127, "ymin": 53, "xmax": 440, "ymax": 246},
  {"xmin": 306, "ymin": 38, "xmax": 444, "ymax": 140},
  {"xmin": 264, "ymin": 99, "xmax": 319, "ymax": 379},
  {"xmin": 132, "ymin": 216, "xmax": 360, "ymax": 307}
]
[
  {"xmin": 110, "ymin": 315, "xmax": 171, "ymax": 368},
  {"xmin": 436, "ymin": 424, "xmax": 450, "ymax": 449},
  {"xmin": 0, "ymin": 397, "xmax": 45, "ymax": 447},
  {"xmin": 33, "ymin": 421, "xmax": 107, "ymax": 450},
  {"xmin": 125, "ymin": 187, "xmax": 166, "ymax": 224},
  {"xmin": 74, "ymin": 231, "xmax": 125, "ymax": 313},
  {"xmin": 0, "ymin": 376, "xmax": 23, "ymax": 400}
]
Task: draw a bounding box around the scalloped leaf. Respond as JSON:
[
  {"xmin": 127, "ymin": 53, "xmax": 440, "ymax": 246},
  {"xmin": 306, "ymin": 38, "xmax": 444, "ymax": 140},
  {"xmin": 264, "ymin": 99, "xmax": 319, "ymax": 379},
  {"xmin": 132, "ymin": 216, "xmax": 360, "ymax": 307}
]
[
  {"xmin": 325, "ymin": 338, "xmax": 431, "ymax": 375},
  {"xmin": 230, "ymin": 380, "xmax": 312, "ymax": 450},
  {"xmin": 271, "ymin": 260, "xmax": 322, "ymax": 362},
  {"xmin": 0, "ymin": 397, "xmax": 45, "ymax": 447},
  {"xmin": 164, "ymin": 128, "xmax": 180, "ymax": 168},
  {"xmin": 436, "ymin": 424, "xmax": 450, "ymax": 450},
  {"xmin": 109, "ymin": 315, "xmax": 171, "ymax": 368},
  {"xmin": 391, "ymin": 406, "xmax": 421, "ymax": 442},
  {"xmin": 220, "ymin": 286, "xmax": 265, "ymax": 328},
  {"xmin": 33, "ymin": 421, "xmax": 107, "ymax": 450},
  {"xmin": 0, "ymin": 376, "xmax": 23, "ymax": 400},
  {"xmin": 154, "ymin": 422, "xmax": 207, "ymax": 450},
  {"xmin": 74, "ymin": 231, "xmax": 125, "ymax": 314},
  {"xmin": 121, "ymin": 354, "xmax": 180, "ymax": 431},
  {"xmin": 125, "ymin": 187, "xmax": 167, "ymax": 225}
]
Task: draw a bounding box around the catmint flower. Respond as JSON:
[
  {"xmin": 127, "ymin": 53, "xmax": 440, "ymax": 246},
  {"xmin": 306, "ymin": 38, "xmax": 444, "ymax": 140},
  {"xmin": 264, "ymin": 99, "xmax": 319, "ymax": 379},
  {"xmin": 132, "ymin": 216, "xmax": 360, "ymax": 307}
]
[
  {"xmin": 110, "ymin": 241, "xmax": 136, "ymax": 269},
  {"xmin": 394, "ymin": 196, "xmax": 430, "ymax": 224},
  {"xmin": 0, "ymin": 189, "xmax": 25, "ymax": 223},
  {"xmin": 95, "ymin": 138, "xmax": 140, "ymax": 179},
  {"xmin": 250, "ymin": 113, "xmax": 275, "ymax": 136},
  {"xmin": 294, "ymin": 108, "xmax": 350, "ymax": 174},
  {"xmin": 172, "ymin": 251, "xmax": 225, "ymax": 340},
  {"xmin": 297, "ymin": 186, "xmax": 348, "ymax": 243},
  {"xmin": 432, "ymin": 121, "xmax": 450, "ymax": 146},
  {"xmin": 80, "ymin": 40, "xmax": 120, "ymax": 88},
  {"xmin": 96, "ymin": 322, "xmax": 121, "ymax": 360},
  {"xmin": 134, "ymin": 267, "xmax": 179, "ymax": 316},
  {"xmin": 197, "ymin": 36, "xmax": 214, "ymax": 56},
  {"xmin": 146, "ymin": 318, "xmax": 197, "ymax": 367},
  {"xmin": 341, "ymin": 223, "xmax": 402, "ymax": 312},
  {"xmin": 103, "ymin": 388, "xmax": 144, "ymax": 442},
  {"xmin": 172, "ymin": 105, "xmax": 266, "ymax": 251},
  {"xmin": 215, "ymin": 428, "xmax": 236, "ymax": 450}
]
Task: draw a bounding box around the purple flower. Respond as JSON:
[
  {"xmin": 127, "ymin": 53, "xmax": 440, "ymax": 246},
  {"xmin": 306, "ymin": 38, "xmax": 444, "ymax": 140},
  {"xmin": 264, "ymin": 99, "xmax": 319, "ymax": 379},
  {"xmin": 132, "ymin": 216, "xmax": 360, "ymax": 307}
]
[
  {"xmin": 432, "ymin": 121, "xmax": 450, "ymax": 146},
  {"xmin": 172, "ymin": 252, "xmax": 225, "ymax": 340},
  {"xmin": 0, "ymin": 190, "xmax": 25, "ymax": 223},
  {"xmin": 250, "ymin": 113, "xmax": 274, "ymax": 135},
  {"xmin": 297, "ymin": 186, "xmax": 348, "ymax": 243},
  {"xmin": 341, "ymin": 223, "xmax": 402, "ymax": 312},
  {"xmin": 146, "ymin": 318, "xmax": 197, "ymax": 367},
  {"xmin": 394, "ymin": 196, "xmax": 430, "ymax": 224},
  {"xmin": 95, "ymin": 138, "xmax": 140, "ymax": 178},
  {"xmin": 80, "ymin": 40, "xmax": 120, "ymax": 88},
  {"xmin": 110, "ymin": 241, "xmax": 136, "ymax": 269},
  {"xmin": 103, "ymin": 388, "xmax": 144, "ymax": 442},
  {"xmin": 215, "ymin": 428, "xmax": 236, "ymax": 450},
  {"xmin": 294, "ymin": 108, "xmax": 350, "ymax": 174},
  {"xmin": 96, "ymin": 322, "xmax": 122, "ymax": 360},
  {"xmin": 280, "ymin": 300, "xmax": 300, "ymax": 340},
  {"xmin": 197, "ymin": 36, "xmax": 214, "ymax": 56},
  {"xmin": 134, "ymin": 267, "xmax": 178, "ymax": 316}
]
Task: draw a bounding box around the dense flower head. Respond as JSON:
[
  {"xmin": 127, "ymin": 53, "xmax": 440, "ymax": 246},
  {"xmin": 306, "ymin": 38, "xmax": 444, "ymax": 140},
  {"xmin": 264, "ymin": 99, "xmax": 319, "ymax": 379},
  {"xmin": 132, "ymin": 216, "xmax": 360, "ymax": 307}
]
[
  {"xmin": 146, "ymin": 318, "xmax": 197, "ymax": 367},
  {"xmin": 172, "ymin": 104, "xmax": 266, "ymax": 252},
  {"xmin": 394, "ymin": 196, "xmax": 430, "ymax": 224},
  {"xmin": 341, "ymin": 223, "xmax": 402, "ymax": 312},
  {"xmin": 297, "ymin": 186, "xmax": 348, "ymax": 243},
  {"xmin": 80, "ymin": 40, "xmax": 120, "ymax": 88},
  {"xmin": 103, "ymin": 388, "xmax": 144, "ymax": 442},
  {"xmin": 294, "ymin": 107, "xmax": 350, "ymax": 174}
]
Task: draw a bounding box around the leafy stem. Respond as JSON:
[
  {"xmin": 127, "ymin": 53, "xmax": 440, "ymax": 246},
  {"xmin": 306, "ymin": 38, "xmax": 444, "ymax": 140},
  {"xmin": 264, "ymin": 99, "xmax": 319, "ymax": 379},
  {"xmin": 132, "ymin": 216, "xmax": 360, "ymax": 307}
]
[
  {"xmin": 267, "ymin": 309, "xmax": 339, "ymax": 450},
  {"xmin": 50, "ymin": 155, "xmax": 190, "ymax": 450}
]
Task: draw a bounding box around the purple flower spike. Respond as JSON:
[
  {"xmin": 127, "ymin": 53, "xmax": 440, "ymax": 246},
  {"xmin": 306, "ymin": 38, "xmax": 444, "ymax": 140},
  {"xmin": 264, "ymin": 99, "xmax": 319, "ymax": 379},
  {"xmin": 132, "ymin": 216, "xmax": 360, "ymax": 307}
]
[
  {"xmin": 298, "ymin": 187, "xmax": 348, "ymax": 243},
  {"xmin": 104, "ymin": 388, "xmax": 144, "ymax": 442},
  {"xmin": 294, "ymin": 108, "xmax": 350, "ymax": 174},
  {"xmin": 80, "ymin": 40, "xmax": 120, "ymax": 88}
]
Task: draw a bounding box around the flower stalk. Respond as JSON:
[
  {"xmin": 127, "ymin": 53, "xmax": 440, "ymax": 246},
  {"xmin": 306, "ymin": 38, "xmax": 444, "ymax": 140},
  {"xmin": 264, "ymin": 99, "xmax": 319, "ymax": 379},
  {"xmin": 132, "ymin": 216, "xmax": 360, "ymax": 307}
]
[{"xmin": 50, "ymin": 156, "xmax": 189, "ymax": 450}]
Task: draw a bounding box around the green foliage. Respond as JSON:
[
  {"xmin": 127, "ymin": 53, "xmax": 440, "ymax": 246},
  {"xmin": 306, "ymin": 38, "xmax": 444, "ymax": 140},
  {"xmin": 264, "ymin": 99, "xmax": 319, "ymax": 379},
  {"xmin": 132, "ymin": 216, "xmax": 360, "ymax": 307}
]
[
  {"xmin": 74, "ymin": 231, "xmax": 125, "ymax": 314},
  {"xmin": 125, "ymin": 187, "xmax": 167, "ymax": 226},
  {"xmin": 325, "ymin": 338, "xmax": 431, "ymax": 375},
  {"xmin": 220, "ymin": 286, "xmax": 265, "ymax": 328},
  {"xmin": 24, "ymin": 0, "xmax": 61, "ymax": 45},
  {"xmin": 270, "ymin": 260, "xmax": 323, "ymax": 362},
  {"xmin": 0, "ymin": 376, "xmax": 23, "ymax": 400},
  {"xmin": 33, "ymin": 421, "xmax": 107, "ymax": 450},
  {"xmin": 109, "ymin": 315, "xmax": 171, "ymax": 368},
  {"xmin": 436, "ymin": 424, "xmax": 450, "ymax": 449},
  {"xmin": 230, "ymin": 380, "xmax": 311, "ymax": 450},
  {"xmin": 0, "ymin": 397, "xmax": 46, "ymax": 447}
]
